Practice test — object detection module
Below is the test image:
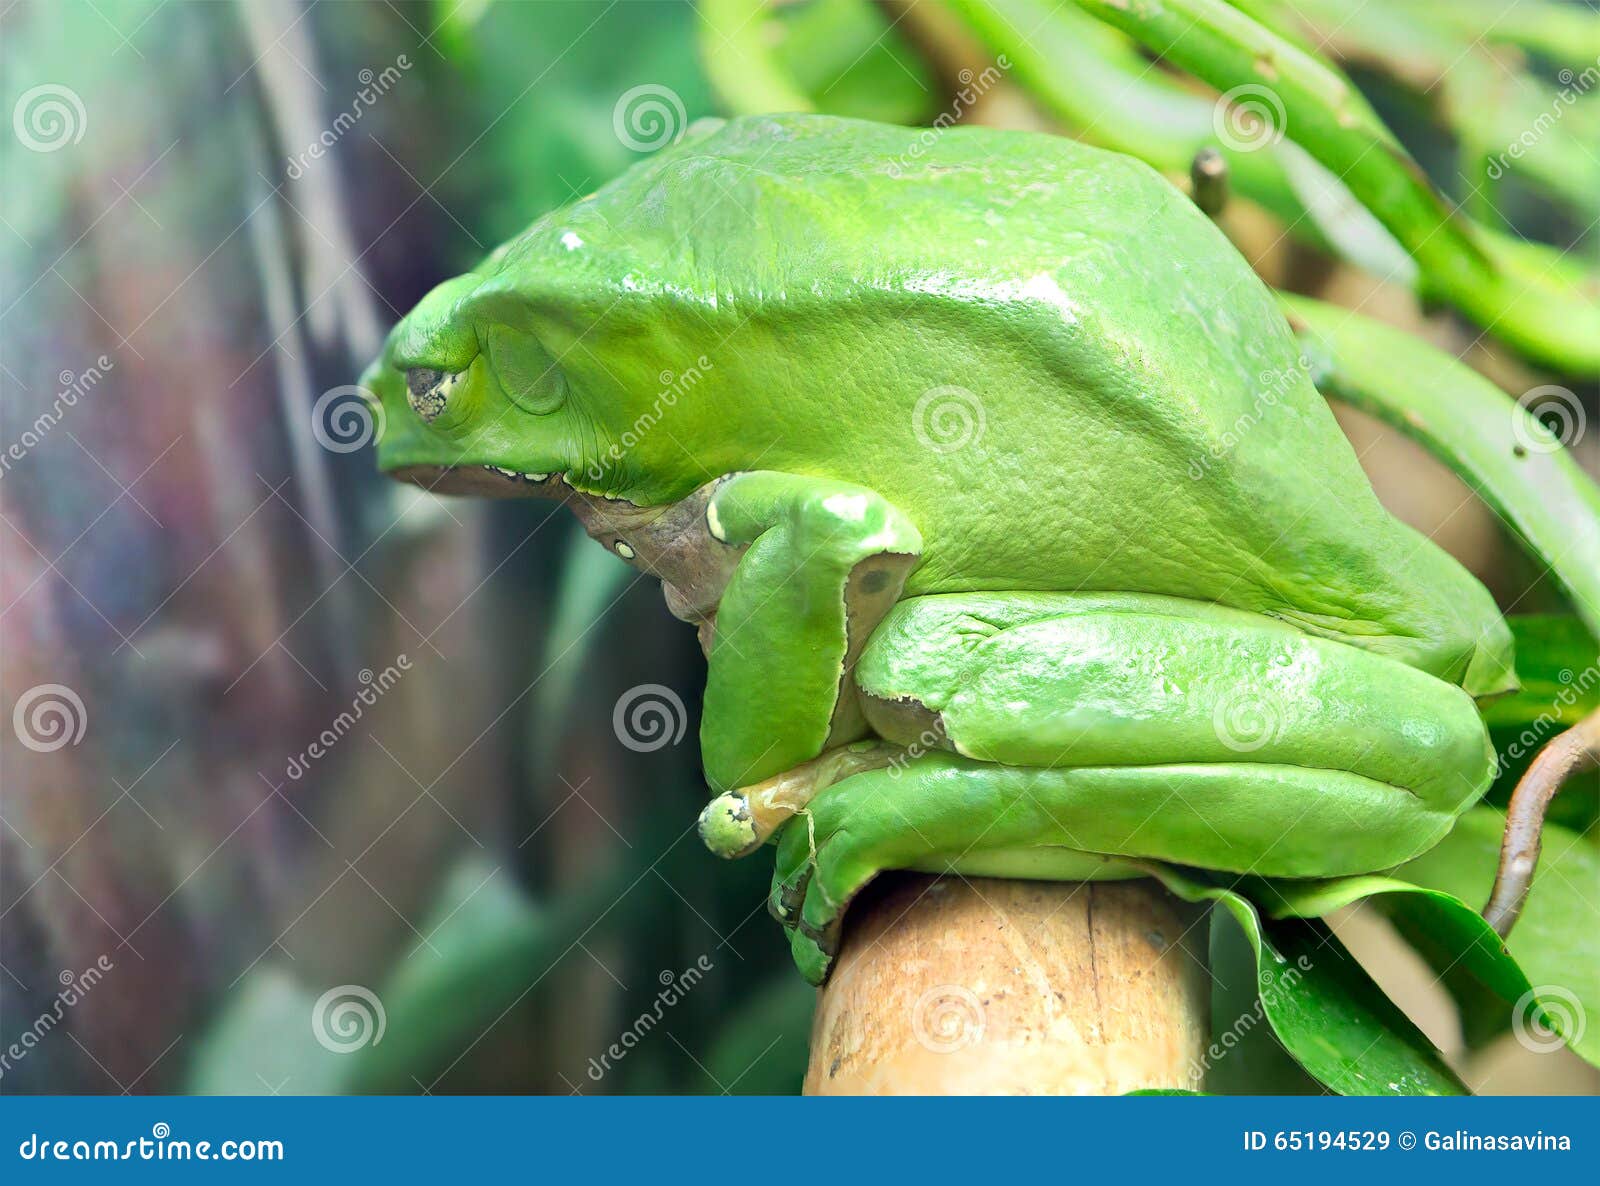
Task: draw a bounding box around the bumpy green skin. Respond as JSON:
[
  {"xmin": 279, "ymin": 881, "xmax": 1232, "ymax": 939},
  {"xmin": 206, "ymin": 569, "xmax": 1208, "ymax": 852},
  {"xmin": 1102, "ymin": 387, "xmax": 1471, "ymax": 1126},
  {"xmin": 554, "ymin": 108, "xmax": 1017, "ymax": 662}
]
[
  {"xmin": 1283, "ymin": 294, "xmax": 1600, "ymax": 639},
  {"xmin": 364, "ymin": 114, "xmax": 1510, "ymax": 982}
]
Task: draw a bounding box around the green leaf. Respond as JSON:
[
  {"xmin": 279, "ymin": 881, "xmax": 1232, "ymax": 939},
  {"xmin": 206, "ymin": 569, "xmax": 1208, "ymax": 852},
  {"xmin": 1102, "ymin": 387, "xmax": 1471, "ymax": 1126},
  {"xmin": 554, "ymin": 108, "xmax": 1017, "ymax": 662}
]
[
  {"xmin": 345, "ymin": 856, "xmax": 637, "ymax": 1092},
  {"xmin": 699, "ymin": 0, "xmax": 936, "ymax": 125},
  {"xmin": 1398, "ymin": 809, "xmax": 1600, "ymax": 1067},
  {"xmin": 703, "ymin": 974, "xmax": 815, "ymax": 1095},
  {"xmin": 1252, "ymin": 807, "xmax": 1599, "ymax": 1068},
  {"xmin": 1255, "ymin": 873, "xmax": 1532, "ymax": 1057},
  {"xmin": 1150, "ymin": 867, "xmax": 1467, "ymax": 1095},
  {"xmin": 1066, "ymin": 0, "xmax": 1600, "ymax": 374},
  {"xmin": 1482, "ymin": 616, "xmax": 1600, "ymax": 732},
  {"xmin": 343, "ymin": 859, "xmax": 547, "ymax": 1093},
  {"xmin": 1482, "ymin": 617, "xmax": 1599, "ymax": 832},
  {"xmin": 527, "ymin": 526, "xmax": 636, "ymax": 772},
  {"xmin": 1203, "ymin": 902, "xmax": 1326, "ymax": 1095},
  {"xmin": 185, "ymin": 968, "xmax": 348, "ymax": 1096}
]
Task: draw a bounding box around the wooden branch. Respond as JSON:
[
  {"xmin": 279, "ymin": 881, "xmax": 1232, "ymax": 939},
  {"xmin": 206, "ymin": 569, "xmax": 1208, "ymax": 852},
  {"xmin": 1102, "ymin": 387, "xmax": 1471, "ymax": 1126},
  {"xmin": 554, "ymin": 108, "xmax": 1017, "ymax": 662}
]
[
  {"xmin": 805, "ymin": 874, "xmax": 1209, "ymax": 1095},
  {"xmin": 1485, "ymin": 704, "xmax": 1600, "ymax": 937}
]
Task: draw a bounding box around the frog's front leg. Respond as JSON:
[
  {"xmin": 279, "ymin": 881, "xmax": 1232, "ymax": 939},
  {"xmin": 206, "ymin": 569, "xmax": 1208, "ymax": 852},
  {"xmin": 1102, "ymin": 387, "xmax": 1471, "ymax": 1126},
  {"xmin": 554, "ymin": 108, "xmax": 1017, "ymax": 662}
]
[
  {"xmin": 766, "ymin": 593, "xmax": 1496, "ymax": 983},
  {"xmin": 694, "ymin": 472, "xmax": 921, "ymax": 803}
]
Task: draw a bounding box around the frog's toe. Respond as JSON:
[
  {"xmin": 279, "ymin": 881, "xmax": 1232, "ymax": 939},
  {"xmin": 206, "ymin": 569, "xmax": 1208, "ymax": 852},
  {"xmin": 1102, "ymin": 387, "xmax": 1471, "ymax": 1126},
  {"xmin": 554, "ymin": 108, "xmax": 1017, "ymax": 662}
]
[
  {"xmin": 790, "ymin": 925, "xmax": 834, "ymax": 986},
  {"xmin": 796, "ymin": 839, "xmax": 874, "ymax": 966},
  {"xmin": 771, "ymin": 791, "xmax": 890, "ymax": 982},
  {"xmin": 698, "ymin": 792, "xmax": 761, "ymax": 859},
  {"xmin": 770, "ymin": 814, "xmax": 816, "ymax": 925}
]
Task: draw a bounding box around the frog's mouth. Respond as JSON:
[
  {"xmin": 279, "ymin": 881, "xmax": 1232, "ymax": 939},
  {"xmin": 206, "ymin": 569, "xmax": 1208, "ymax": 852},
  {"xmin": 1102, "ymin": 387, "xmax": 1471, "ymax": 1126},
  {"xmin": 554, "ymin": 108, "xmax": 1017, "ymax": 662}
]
[{"xmin": 386, "ymin": 464, "xmax": 567, "ymax": 499}]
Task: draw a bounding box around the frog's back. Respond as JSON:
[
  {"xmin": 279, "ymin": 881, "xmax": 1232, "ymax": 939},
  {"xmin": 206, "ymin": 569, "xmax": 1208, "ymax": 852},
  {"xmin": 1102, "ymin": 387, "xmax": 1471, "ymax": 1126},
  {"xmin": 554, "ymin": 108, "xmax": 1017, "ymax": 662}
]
[{"xmin": 502, "ymin": 115, "xmax": 1514, "ymax": 694}]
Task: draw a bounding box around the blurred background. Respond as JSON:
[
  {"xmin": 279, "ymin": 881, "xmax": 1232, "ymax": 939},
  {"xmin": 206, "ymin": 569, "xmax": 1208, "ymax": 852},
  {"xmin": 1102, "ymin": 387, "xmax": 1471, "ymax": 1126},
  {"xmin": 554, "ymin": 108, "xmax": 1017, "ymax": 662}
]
[{"xmin": 1, "ymin": 0, "xmax": 1595, "ymax": 1095}]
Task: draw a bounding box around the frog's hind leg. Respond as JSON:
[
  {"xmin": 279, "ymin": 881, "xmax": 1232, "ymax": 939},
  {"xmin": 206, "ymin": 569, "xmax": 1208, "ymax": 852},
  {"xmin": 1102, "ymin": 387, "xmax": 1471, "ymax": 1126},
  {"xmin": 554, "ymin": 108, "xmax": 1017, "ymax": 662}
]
[
  {"xmin": 767, "ymin": 591, "xmax": 1498, "ymax": 982},
  {"xmin": 768, "ymin": 755, "xmax": 1480, "ymax": 985},
  {"xmin": 855, "ymin": 591, "xmax": 1495, "ymax": 826}
]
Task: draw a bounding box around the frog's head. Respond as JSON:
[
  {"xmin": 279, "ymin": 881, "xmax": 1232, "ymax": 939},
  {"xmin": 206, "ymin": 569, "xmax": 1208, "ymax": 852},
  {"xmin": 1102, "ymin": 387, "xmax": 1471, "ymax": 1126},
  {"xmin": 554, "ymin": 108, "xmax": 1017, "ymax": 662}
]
[
  {"xmin": 360, "ymin": 261, "xmax": 591, "ymax": 500},
  {"xmin": 363, "ymin": 118, "xmax": 742, "ymax": 507}
]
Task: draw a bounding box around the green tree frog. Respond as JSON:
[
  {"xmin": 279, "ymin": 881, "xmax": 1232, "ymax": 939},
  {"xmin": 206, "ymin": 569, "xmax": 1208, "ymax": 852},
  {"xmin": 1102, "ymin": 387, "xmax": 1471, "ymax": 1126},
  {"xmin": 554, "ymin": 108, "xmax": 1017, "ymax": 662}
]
[{"xmin": 362, "ymin": 115, "xmax": 1514, "ymax": 983}]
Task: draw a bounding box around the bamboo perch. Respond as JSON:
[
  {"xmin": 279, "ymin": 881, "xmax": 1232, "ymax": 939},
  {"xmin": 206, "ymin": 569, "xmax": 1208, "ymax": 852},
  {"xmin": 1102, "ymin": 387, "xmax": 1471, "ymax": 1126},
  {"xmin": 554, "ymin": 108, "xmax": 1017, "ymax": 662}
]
[{"xmin": 804, "ymin": 874, "xmax": 1210, "ymax": 1095}]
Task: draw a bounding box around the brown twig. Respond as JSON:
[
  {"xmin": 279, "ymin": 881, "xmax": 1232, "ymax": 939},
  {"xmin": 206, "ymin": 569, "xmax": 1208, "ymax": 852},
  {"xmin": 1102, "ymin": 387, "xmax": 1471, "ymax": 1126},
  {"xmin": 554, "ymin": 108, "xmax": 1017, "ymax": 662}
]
[{"xmin": 1484, "ymin": 705, "xmax": 1600, "ymax": 938}]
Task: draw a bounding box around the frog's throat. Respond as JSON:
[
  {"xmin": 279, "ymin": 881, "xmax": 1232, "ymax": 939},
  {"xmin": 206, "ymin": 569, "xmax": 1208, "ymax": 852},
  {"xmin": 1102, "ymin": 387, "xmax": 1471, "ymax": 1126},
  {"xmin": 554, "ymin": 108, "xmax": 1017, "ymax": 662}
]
[{"xmin": 386, "ymin": 465, "xmax": 742, "ymax": 637}]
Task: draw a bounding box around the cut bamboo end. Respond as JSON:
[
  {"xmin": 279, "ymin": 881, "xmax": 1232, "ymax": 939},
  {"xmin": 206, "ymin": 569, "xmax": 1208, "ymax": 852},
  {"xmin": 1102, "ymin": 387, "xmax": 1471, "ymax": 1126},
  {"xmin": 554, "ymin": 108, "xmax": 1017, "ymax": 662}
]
[{"xmin": 805, "ymin": 873, "xmax": 1210, "ymax": 1095}]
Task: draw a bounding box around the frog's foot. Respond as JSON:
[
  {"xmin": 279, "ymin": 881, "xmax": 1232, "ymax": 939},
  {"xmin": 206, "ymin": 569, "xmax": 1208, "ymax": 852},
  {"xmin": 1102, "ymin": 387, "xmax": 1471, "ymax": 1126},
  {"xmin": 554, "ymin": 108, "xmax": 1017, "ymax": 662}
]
[{"xmin": 697, "ymin": 741, "xmax": 904, "ymax": 859}]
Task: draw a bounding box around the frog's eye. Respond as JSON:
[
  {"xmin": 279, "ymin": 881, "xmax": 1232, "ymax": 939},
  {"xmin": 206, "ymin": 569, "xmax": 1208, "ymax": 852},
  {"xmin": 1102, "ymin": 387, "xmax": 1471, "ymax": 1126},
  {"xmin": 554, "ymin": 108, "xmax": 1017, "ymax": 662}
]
[{"xmin": 405, "ymin": 367, "xmax": 465, "ymax": 423}]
